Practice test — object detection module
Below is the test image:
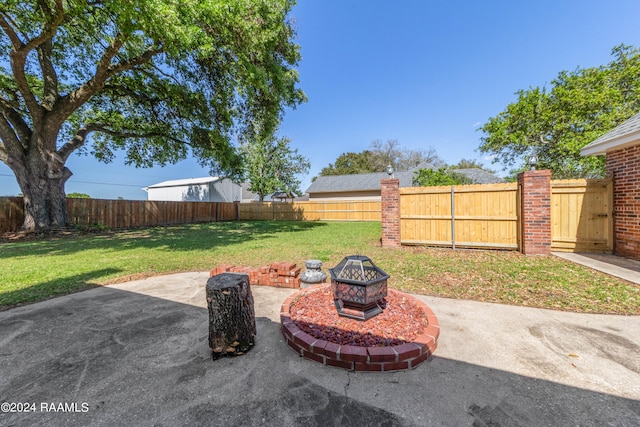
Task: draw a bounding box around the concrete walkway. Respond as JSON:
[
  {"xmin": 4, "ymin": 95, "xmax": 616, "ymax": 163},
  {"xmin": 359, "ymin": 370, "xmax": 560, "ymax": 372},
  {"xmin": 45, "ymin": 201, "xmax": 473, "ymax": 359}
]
[
  {"xmin": 0, "ymin": 272, "xmax": 639, "ymax": 426},
  {"xmin": 553, "ymin": 252, "xmax": 640, "ymax": 285}
]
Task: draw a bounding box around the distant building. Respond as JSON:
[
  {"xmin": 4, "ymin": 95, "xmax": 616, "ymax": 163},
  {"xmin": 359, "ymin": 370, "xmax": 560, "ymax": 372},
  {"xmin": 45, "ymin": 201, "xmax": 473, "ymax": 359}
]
[
  {"xmin": 143, "ymin": 177, "xmax": 241, "ymax": 202},
  {"xmin": 240, "ymin": 182, "xmax": 260, "ymax": 203},
  {"xmin": 240, "ymin": 182, "xmax": 309, "ymax": 203},
  {"xmin": 306, "ymin": 168, "xmax": 504, "ymax": 201}
]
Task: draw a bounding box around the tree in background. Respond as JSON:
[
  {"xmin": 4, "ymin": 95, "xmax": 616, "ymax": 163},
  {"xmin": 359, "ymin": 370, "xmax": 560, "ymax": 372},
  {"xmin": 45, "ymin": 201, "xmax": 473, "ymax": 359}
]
[
  {"xmin": 413, "ymin": 167, "xmax": 473, "ymax": 187},
  {"xmin": 369, "ymin": 139, "xmax": 445, "ymax": 171},
  {"xmin": 453, "ymin": 158, "xmax": 494, "ymax": 172},
  {"xmin": 66, "ymin": 192, "xmax": 90, "ymax": 198},
  {"xmin": 479, "ymin": 45, "xmax": 640, "ymax": 179},
  {"xmin": 0, "ymin": 0, "xmax": 304, "ymax": 231},
  {"xmin": 318, "ymin": 139, "xmax": 444, "ymax": 177},
  {"xmin": 240, "ymin": 132, "xmax": 309, "ymax": 202},
  {"xmin": 317, "ymin": 151, "xmax": 376, "ymax": 176}
]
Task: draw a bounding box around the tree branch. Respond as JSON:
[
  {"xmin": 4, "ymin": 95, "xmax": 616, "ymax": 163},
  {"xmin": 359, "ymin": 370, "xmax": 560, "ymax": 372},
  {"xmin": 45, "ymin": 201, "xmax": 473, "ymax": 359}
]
[
  {"xmin": 54, "ymin": 35, "xmax": 162, "ymax": 126},
  {"xmin": 37, "ymin": 38, "xmax": 59, "ymax": 110},
  {"xmin": 1, "ymin": 1, "xmax": 64, "ymax": 117},
  {"xmin": 0, "ymin": 19, "xmax": 38, "ymax": 115},
  {"xmin": 0, "ymin": 145, "xmax": 6, "ymax": 164},
  {"xmin": 92, "ymin": 124, "xmax": 184, "ymax": 143},
  {"xmin": 107, "ymin": 44, "xmax": 163, "ymax": 76},
  {"xmin": 57, "ymin": 123, "xmax": 187, "ymax": 163},
  {"xmin": 23, "ymin": 0, "xmax": 64, "ymax": 52},
  {"xmin": 0, "ymin": 97, "xmax": 31, "ymax": 148},
  {"xmin": 50, "ymin": 33, "xmax": 126, "ymax": 125},
  {"xmin": 57, "ymin": 126, "xmax": 93, "ymax": 163},
  {"xmin": 0, "ymin": 12, "xmax": 25, "ymax": 49},
  {"xmin": 0, "ymin": 114, "xmax": 22, "ymax": 161}
]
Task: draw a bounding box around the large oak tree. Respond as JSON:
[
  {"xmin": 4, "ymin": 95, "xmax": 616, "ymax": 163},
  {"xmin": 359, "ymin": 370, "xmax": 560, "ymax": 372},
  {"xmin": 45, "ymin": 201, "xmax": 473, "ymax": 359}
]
[{"xmin": 0, "ymin": 0, "xmax": 304, "ymax": 231}]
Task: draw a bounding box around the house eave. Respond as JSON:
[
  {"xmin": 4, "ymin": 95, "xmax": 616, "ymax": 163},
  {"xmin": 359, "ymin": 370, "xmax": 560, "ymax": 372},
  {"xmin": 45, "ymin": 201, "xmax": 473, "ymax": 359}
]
[{"xmin": 581, "ymin": 131, "xmax": 640, "ymax": 156}]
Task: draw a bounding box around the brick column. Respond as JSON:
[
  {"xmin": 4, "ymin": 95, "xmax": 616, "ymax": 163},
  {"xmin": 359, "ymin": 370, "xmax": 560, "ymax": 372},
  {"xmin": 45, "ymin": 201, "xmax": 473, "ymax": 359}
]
[
  {"xmin": 517, "ymin": 170, "xmax": 552, "ymax": 255},
  {"xmin": 381, "ymin": 178, "xmax": 401, "ymax": 247}
]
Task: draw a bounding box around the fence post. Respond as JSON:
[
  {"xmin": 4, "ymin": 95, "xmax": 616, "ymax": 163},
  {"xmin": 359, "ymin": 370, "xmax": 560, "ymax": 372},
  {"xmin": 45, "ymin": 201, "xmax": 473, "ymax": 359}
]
[
  {"xmin": 450, "ymin": 186, "xmax": 456, "ymax": 249},
  {"xmin": 381, "ymin": 178, "xmax": 401, "ymax": 247},
  {"xmin": 517, "ymin": 170, "xmax": 552, "ymax": 255}
]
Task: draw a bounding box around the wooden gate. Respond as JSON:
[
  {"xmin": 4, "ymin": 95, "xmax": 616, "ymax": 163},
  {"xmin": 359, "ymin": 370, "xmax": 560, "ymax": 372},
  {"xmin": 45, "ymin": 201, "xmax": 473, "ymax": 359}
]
[
  {"xmin": 551, "ymin": 179, "xmax": 613, "ymax": 253},
  {"xmin": 400, "ymin": 183, "xmax": 519, "ymax": 249}
]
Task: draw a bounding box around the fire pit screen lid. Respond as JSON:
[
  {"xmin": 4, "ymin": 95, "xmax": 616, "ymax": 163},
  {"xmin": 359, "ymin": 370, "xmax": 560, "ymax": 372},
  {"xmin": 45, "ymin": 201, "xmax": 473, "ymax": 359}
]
[{"xmin": 329, "ymin": 255, "xmax": 389, "ymax": 285}]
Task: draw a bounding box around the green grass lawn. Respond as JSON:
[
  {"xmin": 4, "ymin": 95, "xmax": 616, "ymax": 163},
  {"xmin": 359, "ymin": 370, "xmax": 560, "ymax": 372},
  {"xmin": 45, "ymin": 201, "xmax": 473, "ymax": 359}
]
[{"xmin": 1, "ymin": 221, "xmax": 638, "ymax": 314}]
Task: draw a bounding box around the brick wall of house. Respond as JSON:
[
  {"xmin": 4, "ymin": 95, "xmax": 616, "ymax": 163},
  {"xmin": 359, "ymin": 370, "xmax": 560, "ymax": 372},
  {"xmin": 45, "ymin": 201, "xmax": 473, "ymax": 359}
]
[
  {"xmin": 517, "ymin": 170, "xmax": 552, "ymax": 255},
  {"xmin": 381, "ymin": 178, "xmax": 401, "ymax": 247},
  {"xmin": 606, "ymin": 145, "xmax": 640, "ymax": 260}
]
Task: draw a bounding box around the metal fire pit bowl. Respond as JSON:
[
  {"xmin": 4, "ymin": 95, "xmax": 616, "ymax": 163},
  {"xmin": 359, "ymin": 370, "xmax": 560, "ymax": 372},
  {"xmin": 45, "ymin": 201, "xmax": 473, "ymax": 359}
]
[{"xmin": 329, "ymin": 255, "xmax": 389, "ymax": 320}]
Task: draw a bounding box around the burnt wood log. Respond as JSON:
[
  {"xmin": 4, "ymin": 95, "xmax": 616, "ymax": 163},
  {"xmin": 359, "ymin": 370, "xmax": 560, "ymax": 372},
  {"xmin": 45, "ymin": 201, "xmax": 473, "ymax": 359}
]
[{"xmin": 206, "ymin": 273, "xmax": 256, "ymax": 359}]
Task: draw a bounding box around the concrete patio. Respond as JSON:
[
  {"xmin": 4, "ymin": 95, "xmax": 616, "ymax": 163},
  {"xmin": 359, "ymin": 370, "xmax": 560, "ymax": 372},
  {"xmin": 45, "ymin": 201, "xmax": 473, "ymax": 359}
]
[{"xmin": 0, "ymin": 272, "xmax": 638, "ymax": 426}]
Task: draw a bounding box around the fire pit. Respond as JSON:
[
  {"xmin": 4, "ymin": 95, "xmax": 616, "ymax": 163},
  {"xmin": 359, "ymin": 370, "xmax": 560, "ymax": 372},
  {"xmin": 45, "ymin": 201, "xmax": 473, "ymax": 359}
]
[{"xmin": 329, "ymin": 255, "xmax": 389, "ymax": 320}]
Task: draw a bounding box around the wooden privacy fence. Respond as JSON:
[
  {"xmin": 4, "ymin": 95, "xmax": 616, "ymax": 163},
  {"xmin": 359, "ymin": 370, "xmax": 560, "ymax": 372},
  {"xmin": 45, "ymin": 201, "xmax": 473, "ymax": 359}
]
[
  {"xmin": 239, "ymin": 200, "xmax": 381, "ymax": 221},
  {"xmin": 397, "ymin": 179, "xmax": 613, "ymax": 252},
  {"xmin": 2, "ymin": 179, "xmax": 614, "ymax": 254},
  {"xmin": 551, "ymin": 179, "xmax": 613, "ymax": 253},
  {"xmin": 0, "ymin": 197, "xmax": 238, "ymax": 232},
  {"xmin": 0, "ymin": 198, "xmax": 378, "ymax": 232},
  {"xmin": 400, "ymin": 183, "xmax": 519, "ymax": 249}
]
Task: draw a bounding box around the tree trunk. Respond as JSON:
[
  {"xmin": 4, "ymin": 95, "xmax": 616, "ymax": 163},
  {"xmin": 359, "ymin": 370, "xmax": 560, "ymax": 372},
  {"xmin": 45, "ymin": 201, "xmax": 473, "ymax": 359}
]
[
  {"xmin": 21, "ymin": 173, "xmax": 71, "ymax": 232},
  {"xmin": 206, "ymin": 273, "xmax": 257, "ymax": 360},
  {"xmin": 10, "ymin": 142, "xmax": 72, "ymax": 232}
]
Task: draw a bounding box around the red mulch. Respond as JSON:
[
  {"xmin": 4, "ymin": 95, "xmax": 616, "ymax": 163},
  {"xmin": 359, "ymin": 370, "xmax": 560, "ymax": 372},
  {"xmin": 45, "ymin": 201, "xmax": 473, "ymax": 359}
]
[{"xmin": 289, "ymin": 286, "xmax": 428, "ymax": 347}]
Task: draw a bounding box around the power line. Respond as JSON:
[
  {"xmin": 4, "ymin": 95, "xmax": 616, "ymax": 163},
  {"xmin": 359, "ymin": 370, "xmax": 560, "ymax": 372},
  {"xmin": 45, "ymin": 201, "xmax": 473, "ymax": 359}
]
[
  {"xmin": 0, "ymin": 173, "xmax": 144, "ymax": 188},
  {"xmin": 69, "ymin": 179, "xmax": 144, "ymax": 188}
]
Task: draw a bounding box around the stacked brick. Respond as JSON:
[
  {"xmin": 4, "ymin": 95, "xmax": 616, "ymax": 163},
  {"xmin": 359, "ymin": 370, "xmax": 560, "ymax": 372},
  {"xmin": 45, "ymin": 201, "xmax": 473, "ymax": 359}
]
[
  {"xmin": 517, "ymin": 170, "xmax": 552, "ymax": 255},
  {"xmin": 210, "ymin": 262, "xmax": 301, "ymax": 289},
  {"xmin": 381, "ymin": 178, "xmax": 401, "ymax": 247}
]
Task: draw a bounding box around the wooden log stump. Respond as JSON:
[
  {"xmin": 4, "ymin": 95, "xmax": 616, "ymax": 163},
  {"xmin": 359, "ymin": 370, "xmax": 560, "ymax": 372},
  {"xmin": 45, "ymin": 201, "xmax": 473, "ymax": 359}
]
[{"xmin": 206, "ymin": 273, "xmax": 256, "ymax": 360}]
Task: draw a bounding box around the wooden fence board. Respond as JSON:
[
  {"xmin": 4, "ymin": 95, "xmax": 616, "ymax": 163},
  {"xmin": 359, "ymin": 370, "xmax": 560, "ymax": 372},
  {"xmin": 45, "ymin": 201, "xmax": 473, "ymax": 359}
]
[
  {"xmin": 400, "ymin": 183, "xmax": 519, "ymax": 249},
  {"xmin": 0, "ymin": 198, "xmax": 238, "ymax": 232},
  {"xmin": 0, "ymin": 197, "xmax": 24, "ymax": 232},
  {"xmin": 238, "ymin": 201, "xmax": 381, "ymax": 222}
]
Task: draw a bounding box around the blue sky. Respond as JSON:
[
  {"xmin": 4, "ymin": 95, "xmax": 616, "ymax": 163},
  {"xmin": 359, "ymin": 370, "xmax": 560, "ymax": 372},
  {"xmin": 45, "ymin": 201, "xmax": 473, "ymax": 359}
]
[{"xmin": 2, "ymin": 0, "xmax": 640, "ymax": 199}]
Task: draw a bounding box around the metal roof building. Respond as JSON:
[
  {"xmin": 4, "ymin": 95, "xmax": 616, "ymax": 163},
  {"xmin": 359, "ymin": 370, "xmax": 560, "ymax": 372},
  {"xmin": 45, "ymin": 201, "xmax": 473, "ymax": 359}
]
[{"xmin": 143, "ymin": 177, "xmax": 241, "ymax": 202}]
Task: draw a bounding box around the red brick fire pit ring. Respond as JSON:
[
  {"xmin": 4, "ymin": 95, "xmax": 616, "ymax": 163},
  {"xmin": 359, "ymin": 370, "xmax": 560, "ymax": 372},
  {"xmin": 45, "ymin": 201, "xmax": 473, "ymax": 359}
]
[{"xmin": 280, "ymin": 284, "xmax": 439, "ymax": 371}]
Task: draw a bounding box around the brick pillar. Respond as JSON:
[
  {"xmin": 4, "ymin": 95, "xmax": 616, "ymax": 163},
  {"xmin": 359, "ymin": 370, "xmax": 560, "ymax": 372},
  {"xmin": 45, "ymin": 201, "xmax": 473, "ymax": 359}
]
[
  {"xmin": 381, "ymin": 178, "xmax": 401, "ymax": 247},
  {"xmin": 517, "ymin": 170, "xmax": 552, "ymax": 255}
]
